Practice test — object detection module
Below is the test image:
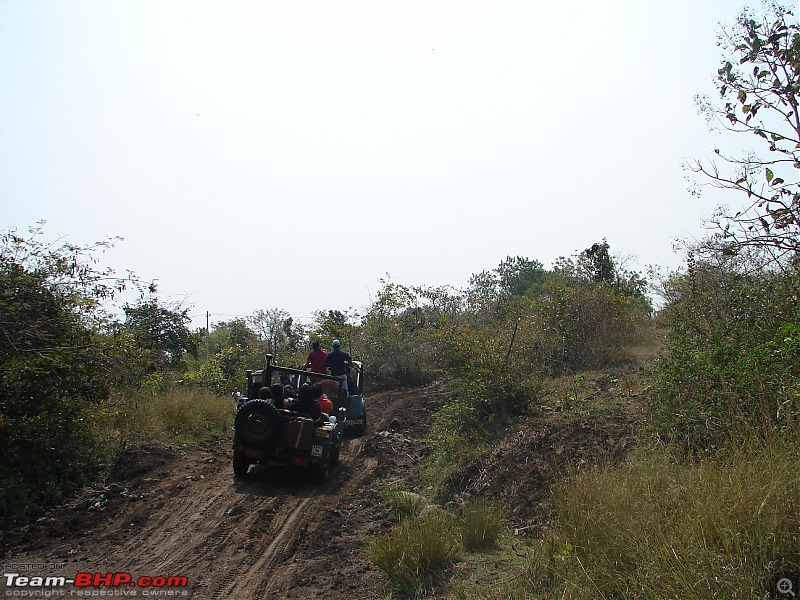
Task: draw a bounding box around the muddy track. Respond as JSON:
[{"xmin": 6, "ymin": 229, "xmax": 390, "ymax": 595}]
[{"xmin": 1, "ymin": 385, "xmax": 444, "ymax": 599}]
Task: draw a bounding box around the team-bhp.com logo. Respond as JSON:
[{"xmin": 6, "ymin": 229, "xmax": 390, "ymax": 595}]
[{"xmin": 3, "ymin": 572, "xmax": 188, "ymax": 597}]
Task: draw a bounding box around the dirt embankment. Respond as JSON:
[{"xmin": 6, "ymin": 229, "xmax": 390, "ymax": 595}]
[{"xmin": 1, "ymin": 367, "xmax": 648, "ymax": 599}]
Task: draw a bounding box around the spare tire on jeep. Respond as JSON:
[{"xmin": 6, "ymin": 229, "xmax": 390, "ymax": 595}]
[{"xmin": 235, "ymin": 400, "xmax": 283, "ymax": 447}]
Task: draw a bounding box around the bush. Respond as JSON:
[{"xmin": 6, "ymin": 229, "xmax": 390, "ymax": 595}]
[
  {"xmin": 652, "ymin": 262, "xmax": 800, "ymax": 451},
  {"xmin": 370, "ymin": 511, "xmax": 461, "ymax": 598},
  {"xmin": 524, "ymin": 283, "xmax": 651, "ymax": 374},
  {"xmin": 0, "ymin": 235, "xmax": 115, "ymax": 526}
]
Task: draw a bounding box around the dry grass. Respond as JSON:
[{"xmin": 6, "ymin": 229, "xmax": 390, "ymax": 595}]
[
  {"xmin": 522, "ymin": 433, "xmax": 800, "ymax": 599},
  {"xmin": 370, "ymin": 511, "xmax": 462, "ymax": 598},
  {"xmin": 99, "ymin": 385, "xmax": 235, "ymax": 450},
  {"xmin": 460, "ymin": 499, "xmax": 505, "ymax": 552}
]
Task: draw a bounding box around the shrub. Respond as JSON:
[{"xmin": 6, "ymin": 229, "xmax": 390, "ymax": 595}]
[
  {"xmin": 652, "ymin": 262, "xmax": 800, "ymax": 450},
  {"xmin": 0, "ymin": 232, "xmax": 116, "ymax": 526},
  {"xmin": 370, "ymin": 511, "xmax": 461, "ymax": 597}
]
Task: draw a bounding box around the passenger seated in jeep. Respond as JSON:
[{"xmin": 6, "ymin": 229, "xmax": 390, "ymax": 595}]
[
  {"xmin": 286, "ymin": 383, "xmax": 322, "ymax": 424},
  {"xmin": 270, "ymin": 383, "xmax": 286, "ymax": 409},
  {"xmin": 311, "ymin": 383, "xmax": 333, "ymax": 419},
  {"xmin": 257, "ymin": 386, "xmax": 271, "ymax": 400}
]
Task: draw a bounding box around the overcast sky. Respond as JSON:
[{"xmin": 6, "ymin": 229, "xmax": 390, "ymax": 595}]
[{"xmin": 1, "ymin": 0, "xmax": 769, "ymax": 328}]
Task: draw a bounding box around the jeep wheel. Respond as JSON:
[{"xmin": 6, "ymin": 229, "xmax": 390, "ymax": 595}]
[
  {"xmin": 330, "ymin": 436, "xmax": 341, "ymax": 466},
  {"xmin": 235, "ymin": 400, "xmax": 283, "ymax": 447},
  {"xmin": 310, "ymin": 463, "xmax": 329, "ymax": 484},
  {"xmin": 233, "ymin": 448, "xmax": 249, "ymax": 477},
  {"xmin": 352, "ymin": 411, "xmax": 367, "ymax": 438}
]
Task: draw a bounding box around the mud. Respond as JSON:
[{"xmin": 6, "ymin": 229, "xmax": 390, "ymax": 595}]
[{"xmin": 0, "ymin": 367, "xmax": 647, "ymax": 599}]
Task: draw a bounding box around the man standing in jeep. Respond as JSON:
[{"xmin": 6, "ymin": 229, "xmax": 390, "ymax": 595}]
[
  {"xmin": 305, "ymin": 341, "xmax": 328, "ymax": 376},
  {"xmin": 326, "ymin": 339, "xmax": 353, "ymax": 395}
]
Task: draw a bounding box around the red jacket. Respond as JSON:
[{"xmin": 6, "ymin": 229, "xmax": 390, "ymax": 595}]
[{"xmin": 317, "ymin": 395, "xmax": 334, "ymax": 415}]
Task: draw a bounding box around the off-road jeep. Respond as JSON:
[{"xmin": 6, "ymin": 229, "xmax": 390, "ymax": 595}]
[{"xmin": 232, "ymin": 354, "xmax": 366, "ymax": 483}]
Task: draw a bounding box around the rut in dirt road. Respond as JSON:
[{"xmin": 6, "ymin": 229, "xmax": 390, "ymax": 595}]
[{"xmin": 1, "ymin": 385, "xmax": 445, "ymax": 600}]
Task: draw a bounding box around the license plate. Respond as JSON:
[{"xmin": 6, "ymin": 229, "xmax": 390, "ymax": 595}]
[{"xmin": 311, "ymin": 445, "xmax": 323, "ymax": 457}]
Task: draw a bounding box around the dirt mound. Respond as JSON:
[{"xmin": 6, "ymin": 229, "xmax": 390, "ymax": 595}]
[
  {"xmin": 0, "ymin": 445, "xmax": 182, "ymax": 555},
  {"xmin": 436, "ymin": 364, "xmax": 650, "ymax": 534},
  {"xmin": 466, "ymin": 410, "xmax": 642, "ymax": 533}
]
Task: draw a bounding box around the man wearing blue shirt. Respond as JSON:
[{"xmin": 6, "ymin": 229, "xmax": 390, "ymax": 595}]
[{"xmin": 325, "ymin": 339, "xmax": 353, "ymax": 395}]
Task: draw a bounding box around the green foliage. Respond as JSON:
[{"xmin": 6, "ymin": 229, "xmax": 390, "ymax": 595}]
[
  {"xmin": 652, "ymin": 256, "xmax": 800, "ymax": 450},
  {"xmin": 370, "ymin": 511, "xmax": 461, "ymax": 598},
  {"xmin": 467, "ymin": 256, "xmax": 547, "ymax": 313},
  {"xmin": 583, "ymin": 240, "xmax": 615, "ymax": 284},
  {"xmin": 309, "ymin": 309, "xmax": 352, "ymax": 347},
  {"xmin": 122, "ymin": 298, "xmax": 197, "ymax": 374},
  {"xmin": 423, "ymin": 324, "xmax": 534, "ymax": 484},
  {"xmin": 523, "ymin": 438, "xmax": 800, "ymax": 598},
  {"xmin": 357, "ymin": 279, "xmax": 460, "ymax": 386},
  {"xmin": 196, "ymin": 319, "xmax": 261, "ymax": 391},
  {"xmin": 0, "ymin": 227, "xmax": 126, "ymax": 525},
  {"xmin": 207, "ymin": 318, "xmax": 257, "ymax": 356},
  {"xmin": 359, "ymin": 279, "xmax": 429, "ymax": 385},
  {"xmin": 555, "ymin": 240, "xmax": 652, "ymax": 311}
]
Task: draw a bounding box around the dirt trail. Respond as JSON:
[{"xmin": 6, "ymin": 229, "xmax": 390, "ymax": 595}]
[
  {"xmin": 0, "ymin": 385, "xmax": 443, "ymax": 599},
  {"xmin": 1, "ymin": 369, "xmax": 647, "ymax": 598}
]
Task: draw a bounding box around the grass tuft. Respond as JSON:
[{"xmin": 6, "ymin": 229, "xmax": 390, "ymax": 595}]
[
  {"xmin": 381, "ymin": 488, "xmax": 429, "ymax": 521},
  {"xmin": 460, "ymin": 499, "xmax": 505, "ymax": 552},
  {"xmin": 370, "ymin": 511, "xmax": 461, "ymax": 598}
]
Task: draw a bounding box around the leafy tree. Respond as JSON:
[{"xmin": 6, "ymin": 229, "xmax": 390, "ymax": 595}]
[
  {"xmin": 249, "ymin": 308, "xmax": 305, "ymax": 361},
  {"xmin": 553, "ymin": 241, "xmax": 651, "ymax": 310},
  {"xmin": 191, "ymin": 318, "xmax": 259, "ymax": 390},
  {"xmin": 583, "ymin": 240, "xmax": 616, "ymax": 285},
  {"xmin": 209, "ymin": 318, "xmax": 255, "ymax": 354},
  {"xmin": 0, "ymin": 225, "xmax": 138, "ymax": 524},
  {"xmin": 359, "ymin": 280, "xmax": 425, "ymax": 384},
  {"xmin": 122, "ymin": 298, "xmax": 196, "ymax": 373},
  {"xmin": 309, "ymin": 309, "xmax": 353, "ymax": 349},
  {"xmin": 689, "ymin": 2, "xmax": 800, "ymax": 264},
  {"xmin": 495, "ymin": 256, "xmax": 547, "ymax": 296},
  {"xmin": 467, "ymin": 256, "xmax": 547, "ymax": 309},
  {"xmin": 654, "ymin": 2, "xmax": 800, "ymax": 450}
]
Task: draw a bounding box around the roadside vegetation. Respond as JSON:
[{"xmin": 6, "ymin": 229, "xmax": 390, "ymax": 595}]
[{"xmin": 366, "ymin": 3, "xmax": 800, "ymax": 598}]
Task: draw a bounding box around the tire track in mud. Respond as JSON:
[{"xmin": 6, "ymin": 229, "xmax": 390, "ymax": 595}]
[
  {"xmin": 206, "ymin": 388, "xmax": 414, "ymax": 598},
  {"xmin": 1, "ymin": 384, "xmax": 446, "ymax": 599},
  {"xmin": 244, "ymin": 455, "xmax": 380, "ymax": 599}
]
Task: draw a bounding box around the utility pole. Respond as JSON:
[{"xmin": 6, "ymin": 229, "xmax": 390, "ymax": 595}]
[{"xmin": 206, "ymin": 311, "xmax": 210, "ymax": 360}]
